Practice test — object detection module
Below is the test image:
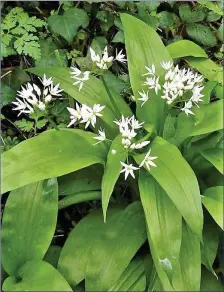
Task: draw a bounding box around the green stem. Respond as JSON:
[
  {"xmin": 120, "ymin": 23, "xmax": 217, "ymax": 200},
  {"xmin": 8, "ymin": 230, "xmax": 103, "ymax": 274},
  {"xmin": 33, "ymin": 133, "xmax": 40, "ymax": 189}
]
[{"xmin": 101, "ymin": 75, "xmax": 121, "ymax": 118}]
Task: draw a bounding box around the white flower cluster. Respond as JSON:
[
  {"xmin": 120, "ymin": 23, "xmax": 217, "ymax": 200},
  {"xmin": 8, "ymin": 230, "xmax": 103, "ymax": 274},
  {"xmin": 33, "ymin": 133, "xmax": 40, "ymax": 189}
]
[
  {"xmin": 12, "ymin": 74, "xmax": 63, "ymax": 116},
  {"xmin": 67, "ymin": 103, "xmax": 105, "ymax": 128},
  {"xmin": 90, "ymin": 46, "xmax": 127, "ymax": 70},
  {"xmin": 70, "ymin": 46, "xmax": 127, "ymax": 92},
  {"xmin": 114, "ymin": 115, "xmax": 150, "ymax": 149},
  {"xmin": 138, "ymin": 61, "xmax": 204, "ymax": 115}
]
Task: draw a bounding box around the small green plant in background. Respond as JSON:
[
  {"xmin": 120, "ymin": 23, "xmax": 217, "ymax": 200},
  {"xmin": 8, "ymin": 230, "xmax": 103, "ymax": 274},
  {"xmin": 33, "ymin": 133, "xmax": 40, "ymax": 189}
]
[{"xmin": 1, "ymin": 1, "xmax": 223, "ymax": 292}]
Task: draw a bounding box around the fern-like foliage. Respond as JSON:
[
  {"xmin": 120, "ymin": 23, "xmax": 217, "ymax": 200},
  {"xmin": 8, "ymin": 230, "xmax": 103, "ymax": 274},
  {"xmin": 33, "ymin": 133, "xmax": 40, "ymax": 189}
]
[{"xmin": 1, "ymin": 7, "xmax": 45, "ymax": 60}]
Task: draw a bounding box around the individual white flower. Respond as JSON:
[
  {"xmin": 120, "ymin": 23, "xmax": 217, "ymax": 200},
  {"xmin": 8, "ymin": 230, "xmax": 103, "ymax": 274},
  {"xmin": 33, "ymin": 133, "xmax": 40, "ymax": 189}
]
[
  {"xmin": 130, "ymin": 140, "xmax": 150, "ymax": 150},
  {"xmin": 190, "ymin": 86, "xmax": 204, "ymax": 105},
  {"xmin": 160, "ymin": 61, "xmax": 173, "ymax": 70},
  {"xmin": 92, "ymin": 104, "xmax": 105, "ymax": 117},
  {"xmin": 50, "ymin": 83, "xmax": 63, "ymax": 96},
  {"xmin": 93, "ymin": 128, "xmax": 106, "ymax": 144},
  {"xmin": 38, "ymin": 101, "xmax": 46, "ymax": 111},
  {"xmin": 90, "ymin": 47, "xmax": 101, "ymax": 63},
  {"xmin": 70, "ymin": 66, "xmax": 90, "ymax": 91},
  {"xmin": 120, "ymin": 162, "xmax": 139, "ymax": 180},
  {"xmin": 17, "ymin": 83, "xmax": 33, "ymax": 99},
  {"xmin": 44, "ymin": 94, "xmax": 52, "ymax": 103},
  {"xmin": 144, "ymin": 76, "xmax": 161, "ymax": 95},
  {"xmin": 130, "ymin": 116, "xmax": 144, "ymax": 130},
  {"xmin": 102, "ymin": 46, "xmax": 114, "ymax": 63},
  {"xmin": 122, "ymin": 138, "xmax": 132, "ymax": 148},
  {"xmin": 38, "ymin": 74, "xmax": 53, "ymax": 87},
  {"xmin": 181, "ymin": 101, "xmax": 194, "ymax": 116},
  {"xmin": 138, "ymin": 90, "xmax": 149, "ymax": 106},
  {"xmin": 142, "ymin": 64, "xmax": 156, "ymax": 76},
  {"xmin": 115, "ymin": 49, "xmax": 127, "ymax": 63},
  {"xmin": 12, "ymin": 98, "xmax": 34, "ymax": 116},
  {"xmin": 139, "ymin": 149, "xmax": 157, "ymax": 170}
]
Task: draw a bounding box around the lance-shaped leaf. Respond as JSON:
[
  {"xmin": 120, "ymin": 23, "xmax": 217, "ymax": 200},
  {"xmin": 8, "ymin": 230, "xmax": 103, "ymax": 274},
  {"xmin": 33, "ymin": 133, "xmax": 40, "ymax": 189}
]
[
  {"xmin": 201, "ymin": 215, "xmax": 221, "ymax": 274},
  {"xmin": 200, "ymin": 267, "xmax": 223, "ymax": 291},
  {"xmin": 102, "ymin": 135, "xmax": 128, "ymax": 220},
  {"xmin": 134, "ymin": 136, "xmax": 203, "ymax": 237},
  {"xmin": 121, "ymin": 13, "xmax": 172, "ymax": 132},
  {"xmin": 171, "ymin": 100, "xmax": 223, "ymax": 146},
  {"xmin": 167, "ymin": 40, "xmax": 208, "ymax": 58},
  {"xmin": 28, "ymin": 67, "xmax": 131, "ymax": 138},
  {"xmin": 201, "ymin": 148, "xmax": 223, "ymax": 174},
  {"xmin": 202, "ymin": 186, "xmax": 223, "ymax": 229},
  {"xmin": 3, "ymin": 261, "xmax": 72, "ymax": 291},
  {"xmin": 85, "ymin": 202, "xmax": 147, "ymax": 291},
  {"xmin": 172, "ymin": 222, "xmax": 201, "ymax": 291},
  {"xmin": 139, "ymin": 170, "xmax": 182, "ymax": 288},
  {"xmin": 109, "ymin": 257, "xmax": 146, "ymax": 291},
  {"xmin": 2, "ymin": 179, "xmax": 58, "ymax": 275},
  {"xmin": 2, "ymin": 129, "xmax": 107, "ymax": 194}
]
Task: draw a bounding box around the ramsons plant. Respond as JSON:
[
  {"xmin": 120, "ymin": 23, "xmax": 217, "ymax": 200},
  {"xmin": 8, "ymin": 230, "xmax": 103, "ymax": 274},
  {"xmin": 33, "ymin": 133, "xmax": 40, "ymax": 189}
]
[{"xmin": 1, "ymin": 13, "xmax": 223, "ymax": 292}]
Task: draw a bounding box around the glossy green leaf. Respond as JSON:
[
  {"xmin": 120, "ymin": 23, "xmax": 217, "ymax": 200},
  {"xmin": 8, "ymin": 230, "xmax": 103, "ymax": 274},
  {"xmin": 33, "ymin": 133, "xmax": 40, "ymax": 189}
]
[
  {"xmin": 200, "ymin": 267, "xmax": 223, "ymax": 291},
  {"xmin": 102, "ymin": 135, "xmax": 128, "ymax": 220},
  {"xmin": 121, "ymin": 13, "xmax": 172, "ymax": 132},
  {"xmin": 201, "ymin": 216, "xmax": 221, "ymax": 274},
  {"xmin": 2, "ymin": 129, "xmax": 107, "ymax": 194},
  {"xmin": 172, "ymin": 222, "xmax": 201, "ymax": 291},
  {"xmin": 139, "ymin": 170, "xmax": 182, "ymax": 284},
  {"xmin": 202, "ymin": 186, "xmax": 223, "ymax": 229},
  {"xmin": 201, "ymin": 81, "xmax": 218, "ymax": 104},
  {"xmin": 85, "ymin": 202, "xmax": 147, "ymax": 291},
  {"xmin": 2, "ymin": 179, "xmax": 58, "ymax": 275},
  {"xmin": 201, "ymin": 148, "xmax": 223, "ymax": 174},
  {"xmin": 58, "ymin": 191, "xmax": 101, "ymax": 210},
  {"xmin": 3, "ymin": 261, "xmax": 72, "ymax": 291},
  {"xmin": 109, "ymin": 257, "xmax": 146, "ymax": 291},
  {"xmin": 179, "ymin": 4, "xmax": 206, "ymax": 23},
  {"xmin": 48, "ymin": 8, "xmax": 89, "ymax": 43},
  {"xmin": 58, "ymin": 165, "xmax": 103, "ymax": 196},
  {"xmin": 58, "ymin": 210, "xmax": 107, "ymax": 287},
  {"xmin": 27, "ymin": 67, "xmax": 131, "ymax": 137},
  {"xmin": 185, "ymin": 57, "xmax": 223, "ymax": 84},
  {"xmin": 172, "ymin": 100, "xmax": 223, "ymax": 146},
  {"xmin": 167, "ymin": 40, "xmax": 208, "ymax": 58},
  {"xmin": 135, "ymin": 136, "xmax": 203, "ymax": 237}
]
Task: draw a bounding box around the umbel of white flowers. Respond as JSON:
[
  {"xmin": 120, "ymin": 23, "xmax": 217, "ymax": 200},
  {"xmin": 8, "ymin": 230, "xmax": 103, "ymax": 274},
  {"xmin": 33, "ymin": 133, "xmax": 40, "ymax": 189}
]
[
  {"xmin": 70, "ymin": 46, "xmax": 127, "ymax": 91},
  {"xmin": 138, "ymin": 61, "xmax": 204, "ymax": 115},
  {"xmin": 12, "ymin": 74, "xmax": 63, "ymax": 116}
]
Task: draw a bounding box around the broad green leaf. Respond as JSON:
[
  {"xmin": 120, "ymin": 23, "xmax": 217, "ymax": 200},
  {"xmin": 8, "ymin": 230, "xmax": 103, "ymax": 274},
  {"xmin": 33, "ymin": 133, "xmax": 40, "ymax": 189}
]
[
  {"xmin": 102, "ymin": 135, "xmax": 128, "ymax": 220},
  {"xmin": 3, "ymin": 261, "xmax": 72, "ymax": 291},
  {"xmin": 179, "ymin": 4, "xmax": 207, "ymax": 23},
  {"xmin": 167, "ymin": 40, "xmax": 208, "ymax": 58},
  {"xmin": 121, "ymin": 13, "xmax": 172, "ymax": 132},
  {"xmin": 48, "ymin": 8, "xmax": 89, "ymax": 44},
  {"xmin": 201, "ymin": 148, "xmax": 223, "ymax": 174},
  {"xmin": 58, "ymin": 165, "xmax": 103, "ymax": 196},
  {"xmin": 206, "ymin": 11, "xmax": 221, "ymax": 22},
  {"xmin": 198, "ymin": 1, "xmax": 223, "ymax": 16},
  {"xmin": 109, "ymin": 257, "xmax": 146, "ymax": 291},
  {"xmin": 2, "ymin": 129, "xmax": 107, "ymax": 194},
  {"xmin": 172, "ymin": 100, "xmax": 223, "ymax": 146},
  {"xmin": 2, "ymin": 179, "xmax": 58, "ymax": 275},
  {"xmin": 201, "ymin": 216, "xmax": 221, "ymax": 274},
  {"xmin": 27, "ymin": 67, "xmax": 131, "ymax": 137},
  {"xmin": 186, "ymin": 23, "xmax": 217, "ymax": 47},
  {"xmin": 201, "ymin": 81, "xmax": 218, "ymax": 104},
  {"xmin": 134, "ymin": 136, "xmax": 203, "ymax": 237},
  {"xmin": 172, "ymin": 222, "xmax": 201, "ymax": 291},
  {"xmin": 202, "ymin": 186, "xmax": 223, "ymax": 229},
  {"xmin": 185, "ymin": 57, "xmax": 223, "ymax": 84},
  {"xmin": 139, "ymin": 170, "xmax": 182, "ymax": 284},
  {"xmin": 103, "ymin": 71, "xmax": 129, "ymax": 94},
  {"xmin": 44, "ymin": 245, "xmax": 62, "ymax": 269},
  {"xmin": 200, "ymin": 267, "xmax": 223, "ymax": 291},
  {"xmin": 58, "ymin": 191, "xmax": 101, "ymax": 210},
  {"xmin": 85, "ymin": 202, "xmax": 147, "ymax": 291},
  {"xmin": 58, "ymin": 211, "xmax": 108, "ymax": 287},
  {"xmin": 144, "ymin": 255, "xmax": 163, "ymax": 291}
]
